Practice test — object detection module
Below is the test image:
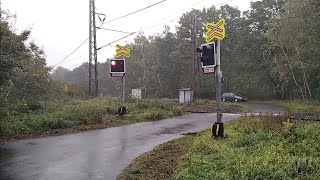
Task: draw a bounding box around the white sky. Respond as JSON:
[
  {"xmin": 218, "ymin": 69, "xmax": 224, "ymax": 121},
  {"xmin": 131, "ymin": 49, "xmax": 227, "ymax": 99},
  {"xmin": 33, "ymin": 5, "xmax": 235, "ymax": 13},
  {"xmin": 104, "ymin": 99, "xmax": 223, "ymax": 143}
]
[{"xmin": 2, "ymin": 0, "xmax": 253, "ymax": 70}]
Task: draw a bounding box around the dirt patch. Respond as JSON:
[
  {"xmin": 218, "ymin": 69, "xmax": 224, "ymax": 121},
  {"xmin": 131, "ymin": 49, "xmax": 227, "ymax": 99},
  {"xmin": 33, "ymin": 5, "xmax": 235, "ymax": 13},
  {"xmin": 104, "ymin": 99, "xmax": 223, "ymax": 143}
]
[
  {"xmin": 222, "ymin": 104, "xmax": 244, "ymax": 113},
  {"xmin": 291, "ymin": 112, "xmax": 320, "ymax": 121},
  {"xmin": 117, "ymin": 136, "xmax": 194, "ymax": 180},
  {"xmin": 185, "ymin": 103, "xmax": 244, "ymax": 114},
  {"xmin": 181, "ymin": 132, "xmax": 200, "ymax": 136}
]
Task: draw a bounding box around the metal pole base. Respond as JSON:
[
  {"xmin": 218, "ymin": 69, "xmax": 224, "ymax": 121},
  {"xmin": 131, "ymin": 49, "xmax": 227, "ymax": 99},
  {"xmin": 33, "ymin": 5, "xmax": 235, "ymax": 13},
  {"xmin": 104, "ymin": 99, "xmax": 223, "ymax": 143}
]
[
  {"xmin": 211, "ymin": 122, "xmax": 225, "ymax": 139},
  {"xmin": 118, "ymin": 106, "xmax": 127, "ymax": 116}
]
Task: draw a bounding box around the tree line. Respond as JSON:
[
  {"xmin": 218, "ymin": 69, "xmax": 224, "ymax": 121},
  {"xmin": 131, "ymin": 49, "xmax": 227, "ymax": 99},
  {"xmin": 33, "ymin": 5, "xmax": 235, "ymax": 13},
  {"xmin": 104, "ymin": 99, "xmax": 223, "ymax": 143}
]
[
  {"xmin": 1, "ymin": 0, "xmax": 319, "ymax": 119},
  {"xmin": 53, "ymin": 0, "xmax": 320, "ymax": 100}
]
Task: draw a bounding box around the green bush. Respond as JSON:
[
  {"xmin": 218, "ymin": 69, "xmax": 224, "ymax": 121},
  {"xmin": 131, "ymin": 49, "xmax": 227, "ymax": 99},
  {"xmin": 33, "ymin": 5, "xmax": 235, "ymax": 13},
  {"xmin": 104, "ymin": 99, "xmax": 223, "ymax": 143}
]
[
  {"xmin": 40, "ymin": 118, "xmax": 74, "ymax": 130},
  {"xmin": 139, "ymin": 110, "xmax": 164, "ymax": 120},
  {"xmin": 134, "ymin": 100, "xmax": 150, "ymax": 109}
]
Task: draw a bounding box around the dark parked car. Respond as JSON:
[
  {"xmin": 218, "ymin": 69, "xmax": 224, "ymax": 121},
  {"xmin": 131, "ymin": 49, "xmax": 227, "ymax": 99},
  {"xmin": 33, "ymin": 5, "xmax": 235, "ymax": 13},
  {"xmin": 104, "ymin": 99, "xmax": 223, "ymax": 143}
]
[{"xmin": 221, "ymin": 93, "xmax": 247, "ymax": 102}]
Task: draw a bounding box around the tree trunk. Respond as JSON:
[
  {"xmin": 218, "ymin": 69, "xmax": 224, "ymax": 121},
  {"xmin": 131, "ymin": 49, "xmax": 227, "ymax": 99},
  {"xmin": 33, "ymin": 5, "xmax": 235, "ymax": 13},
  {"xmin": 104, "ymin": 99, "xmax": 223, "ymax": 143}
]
[
  {"xmin": 295, "ymin": 46, "xmax": 312, "ymax": 99},
  {"xmin": 281, "ymin": 46, "xmax": 306, "ymax": 100},
  {"xmin": 141, "ymin": 42, "xmax": 147, "ymax": 97},
  {"xmin": 302, "ymin": 69, "xmax": 311, "ymax": 99}
]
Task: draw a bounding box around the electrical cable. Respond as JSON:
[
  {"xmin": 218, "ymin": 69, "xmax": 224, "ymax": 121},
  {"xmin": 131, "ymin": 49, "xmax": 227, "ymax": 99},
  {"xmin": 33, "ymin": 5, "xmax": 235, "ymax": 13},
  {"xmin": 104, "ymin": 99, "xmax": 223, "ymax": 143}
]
[
  {"xmin": 101, "ymin": 0, "xmax": 167, "ymax": 25},
  {"xmin": 97, "ymin": 32, "xmax": 136, "ymax": 50},
  {"xmin": 53, "ymin": 38, "xmax": 88, "ymax": 68},
  {"xmin": 142, "ymin": 0, "xmax": 235, "ymax": 32},
  {"xmin": 53, "ymin": 0, "xmax": 167, "ymax": 68},
  {"xmin": 55, "ymin": 0, "xmax": 235, "ymax": 68},
  {"xmin": 57, "ymin": 13, "xmax": 313, "ymax": 70},
  {"xmin": 96, "ymin": 27, "xmax": 132, "ymax": 34}
]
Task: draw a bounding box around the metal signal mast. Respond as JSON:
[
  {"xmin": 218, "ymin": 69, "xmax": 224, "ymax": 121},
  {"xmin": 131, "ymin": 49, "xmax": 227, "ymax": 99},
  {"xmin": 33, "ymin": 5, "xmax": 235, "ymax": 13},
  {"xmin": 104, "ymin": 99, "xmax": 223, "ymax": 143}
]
[{"xmin": 89, "ymin": 0, "xmax": 98, "ymax": 96}]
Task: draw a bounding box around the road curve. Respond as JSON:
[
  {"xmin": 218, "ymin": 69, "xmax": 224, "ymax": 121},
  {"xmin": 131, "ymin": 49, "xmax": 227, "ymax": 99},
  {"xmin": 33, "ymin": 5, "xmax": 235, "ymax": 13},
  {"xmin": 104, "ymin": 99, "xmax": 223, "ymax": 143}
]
[{"xmin": 0, "ymin": 113, "xmax": 240, "ymax": 180}]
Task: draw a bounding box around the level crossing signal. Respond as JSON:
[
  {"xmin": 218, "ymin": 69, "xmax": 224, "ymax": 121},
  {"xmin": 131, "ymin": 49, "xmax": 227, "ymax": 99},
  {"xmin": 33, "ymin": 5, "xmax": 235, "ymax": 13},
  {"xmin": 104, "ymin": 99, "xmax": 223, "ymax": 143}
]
[
  {"xmin": 197, "ymin": 42, "xmax": 216, "ymax": 68},
  {"xmin": 109, "ymin": 59, "xmax": 125, "ymax": 77}
]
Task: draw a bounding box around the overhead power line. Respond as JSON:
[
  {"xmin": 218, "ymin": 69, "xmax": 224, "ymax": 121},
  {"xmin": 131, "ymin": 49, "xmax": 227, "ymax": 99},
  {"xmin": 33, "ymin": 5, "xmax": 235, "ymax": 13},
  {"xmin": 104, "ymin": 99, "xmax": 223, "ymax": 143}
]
[
  {"xmin": 55, "ymin": 0, "xmax": 237, "ymax": 68},
  {"xmin": 53, "ymin": 38, "xmax": 88, "ymax": 68},
  {"xmin": 142, "ymin": 0, "xmax": 235, "ymax": 32},
  {"xmin": 54, "ymin": 0, "xmax": 167, "ymax": 68},
  {"xmin": 97, "ymin": 32, "xmax": 136, "ymax": 50},
  {"xmin": 96, "ymin": 27, "xmax": 132, "ymax": 34},
  {"xmin": 101, "ymin": 0, "xmax": 167, "ymax": 25}
]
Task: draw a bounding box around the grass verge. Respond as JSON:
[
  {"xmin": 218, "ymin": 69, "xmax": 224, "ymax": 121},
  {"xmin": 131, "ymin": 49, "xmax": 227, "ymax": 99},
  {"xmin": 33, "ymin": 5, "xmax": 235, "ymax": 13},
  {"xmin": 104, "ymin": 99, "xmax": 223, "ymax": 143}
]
[
  {"xmin": 223, "ymin": 101, "xmax": 252, "ymax": 113},
  {"xmin": 120, "ymin": 116, "xmax": 320, "ymax": 179},
  {"xmin": 270, "ymin": 100, "xmax": 320, "ymax": 112},
  {"xmin": 0, "ymin": 97, "xmax": 183, "ymax": 142},
  {"xmin": 281, "ymin": 101, "xmax": 320, "ymax": 112},
  {"xmin": 118, "ymin": 135, "xmax": 196, "ymax": 180},
  {"xmin": 1, "ymin": 98, "xmax": 251, "ymax": 142},
  {"xmin": 183, "ymin": 99, "xmax": 251, "ymax": 113}
]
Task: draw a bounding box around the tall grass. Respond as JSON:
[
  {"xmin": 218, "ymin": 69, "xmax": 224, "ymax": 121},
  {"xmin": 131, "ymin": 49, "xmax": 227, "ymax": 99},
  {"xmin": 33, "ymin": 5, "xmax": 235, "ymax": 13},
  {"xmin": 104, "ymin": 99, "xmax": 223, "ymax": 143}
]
[
  {"xmin": 174, "ymin": 116, "xmax": 320, "ymax": 179},
  {"xmin": 276, "ymin": 100, "xmax": 320, "ymax": 112},
  {"xmin": 1, "ymin": 97, "xmax": 183, "ymax": 139}
]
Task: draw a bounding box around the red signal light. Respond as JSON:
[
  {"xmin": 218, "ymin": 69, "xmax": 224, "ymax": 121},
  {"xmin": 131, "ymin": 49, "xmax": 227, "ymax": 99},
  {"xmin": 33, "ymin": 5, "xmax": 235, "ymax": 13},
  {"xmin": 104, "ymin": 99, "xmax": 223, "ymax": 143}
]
[{"xmin": 109, "ymin": 59, "xmax": 125, "ymax": 74}]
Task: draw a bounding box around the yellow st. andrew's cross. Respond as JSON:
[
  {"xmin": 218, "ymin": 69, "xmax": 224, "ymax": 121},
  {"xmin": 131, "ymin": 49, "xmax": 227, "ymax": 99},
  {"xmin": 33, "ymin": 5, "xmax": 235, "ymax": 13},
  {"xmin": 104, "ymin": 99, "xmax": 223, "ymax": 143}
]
[
  {"xmin": 205, "ymin": 18, "xmax": 225, "ymax": 42},
  {"xmin": 115, "ymin": 44, "xmax": 130, "ymax": 58}
]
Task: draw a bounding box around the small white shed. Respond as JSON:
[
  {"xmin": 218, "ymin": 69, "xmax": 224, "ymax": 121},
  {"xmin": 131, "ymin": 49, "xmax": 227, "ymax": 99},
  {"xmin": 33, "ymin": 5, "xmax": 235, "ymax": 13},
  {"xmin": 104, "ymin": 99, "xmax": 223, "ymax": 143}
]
[{"xmin": 178, "ymin": 88, "xmax": 193, "ymax": 103}]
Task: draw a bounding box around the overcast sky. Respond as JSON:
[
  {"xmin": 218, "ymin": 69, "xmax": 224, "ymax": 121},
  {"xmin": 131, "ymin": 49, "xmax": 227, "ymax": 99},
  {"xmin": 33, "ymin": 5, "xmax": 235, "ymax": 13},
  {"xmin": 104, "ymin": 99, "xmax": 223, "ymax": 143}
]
[{"xmin": 2, "ymin": 0, "xmax": 254, "ymax": 70}]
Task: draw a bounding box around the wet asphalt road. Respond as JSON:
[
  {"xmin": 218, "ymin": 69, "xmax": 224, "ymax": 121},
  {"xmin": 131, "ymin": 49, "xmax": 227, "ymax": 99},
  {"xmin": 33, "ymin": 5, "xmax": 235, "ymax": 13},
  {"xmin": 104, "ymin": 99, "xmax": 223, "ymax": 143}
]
[{"xmin": 0, "ymin": 113, "xmax": 240, "ymax": 180}]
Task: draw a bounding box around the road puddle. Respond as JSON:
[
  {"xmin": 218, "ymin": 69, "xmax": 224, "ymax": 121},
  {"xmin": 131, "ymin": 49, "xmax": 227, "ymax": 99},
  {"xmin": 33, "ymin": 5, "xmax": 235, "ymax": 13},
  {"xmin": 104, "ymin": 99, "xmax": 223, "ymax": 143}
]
[
  {"xmin": 152, "ymin": 123, "xmax": 194, "ymax": 135},
  {"xmin": 0, "ymin": 148, "xmax": 15, "ymax": 160}
]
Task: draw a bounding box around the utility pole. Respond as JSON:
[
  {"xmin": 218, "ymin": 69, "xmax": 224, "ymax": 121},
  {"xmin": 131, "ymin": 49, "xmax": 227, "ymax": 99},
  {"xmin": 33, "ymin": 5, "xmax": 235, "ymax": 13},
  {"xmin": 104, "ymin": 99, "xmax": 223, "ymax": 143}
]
[
  {"xmin": 215, "ymin": 40, "xmax": 222, "ymax": 124},
  {"xmin": 141, "ymin": 41, "xmax": 147, "ymax": 97},
  {"xmin": 121, "ymin": 68, "xmax": 126, "ymax": 113},
  {"xmin": 192, "ymin": 14, "xmax": 197, "ymax": 100},
  {"xmin": 89, "ymin": 0, "xmax": 99, "ymax": 96},
  {"xmin": 0, "ymin": 0, "xmax": 2, "ymax": 19}
]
